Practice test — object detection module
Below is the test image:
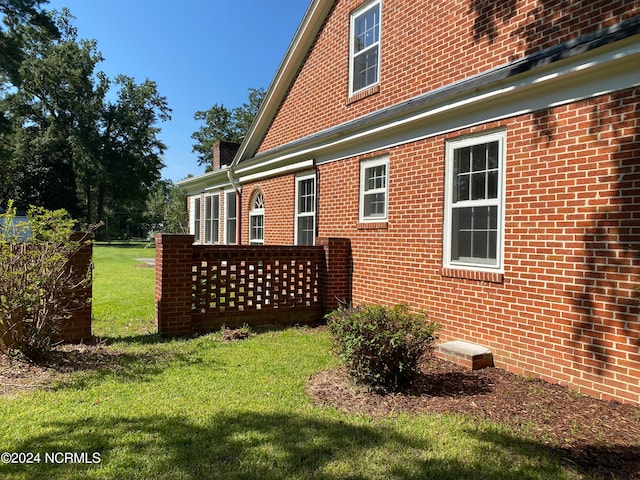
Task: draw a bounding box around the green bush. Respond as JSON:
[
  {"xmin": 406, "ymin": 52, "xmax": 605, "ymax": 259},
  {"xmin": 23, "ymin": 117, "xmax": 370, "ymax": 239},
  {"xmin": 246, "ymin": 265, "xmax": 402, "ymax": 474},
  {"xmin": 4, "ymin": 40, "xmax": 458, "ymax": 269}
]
[
  {"xmin": 0, "ymin": 202, "xmax": 91, "ymax": 358},
  {"xmin": 326, "ymin": 304, "xmax": 438, "ymax": 391}
]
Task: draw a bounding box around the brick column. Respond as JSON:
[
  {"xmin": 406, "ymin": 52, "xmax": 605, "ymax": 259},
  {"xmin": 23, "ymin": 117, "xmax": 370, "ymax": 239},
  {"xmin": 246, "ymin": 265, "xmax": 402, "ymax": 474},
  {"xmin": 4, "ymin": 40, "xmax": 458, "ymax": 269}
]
[
  {"xmin": 58, "ymin": 232, "xmax": 94, "ymax": 343},
  {"xmin": 316, "ymin": 237, "xmax": 352, "ymax": 312},
  {"xmin": 155, "ymin": 234, "xmax": 195, "ymax": 337}
]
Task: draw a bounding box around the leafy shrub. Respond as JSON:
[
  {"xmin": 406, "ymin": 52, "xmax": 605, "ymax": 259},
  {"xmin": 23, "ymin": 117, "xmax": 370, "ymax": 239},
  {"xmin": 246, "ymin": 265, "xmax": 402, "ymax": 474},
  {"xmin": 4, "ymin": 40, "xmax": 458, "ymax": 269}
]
[
  {"xmin": 0, "ymin": 202, "xmax": 92, "ymax": 358},
  {"xmin": 326, "ymin": 304, "xmax": 438, "ymax": 391}
]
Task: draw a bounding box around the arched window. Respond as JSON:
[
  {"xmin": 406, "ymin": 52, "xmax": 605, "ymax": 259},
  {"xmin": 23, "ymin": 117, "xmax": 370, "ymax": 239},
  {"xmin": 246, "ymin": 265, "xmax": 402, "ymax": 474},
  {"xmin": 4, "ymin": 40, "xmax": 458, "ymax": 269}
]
[{"xmin": 249, "ymin": 191, "xmax": 264, "ymax": 245}]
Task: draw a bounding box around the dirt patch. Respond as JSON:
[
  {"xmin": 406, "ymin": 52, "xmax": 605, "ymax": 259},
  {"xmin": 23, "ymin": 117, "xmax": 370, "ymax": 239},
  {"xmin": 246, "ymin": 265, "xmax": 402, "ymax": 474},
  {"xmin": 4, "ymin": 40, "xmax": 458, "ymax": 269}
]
[
  {"xmin": 307, "ymin": 356, "xmax": 640, "ymax": 480},
  {"xmin": 0, "ymin": 343, "xmax": 128, "ymax": 397}
]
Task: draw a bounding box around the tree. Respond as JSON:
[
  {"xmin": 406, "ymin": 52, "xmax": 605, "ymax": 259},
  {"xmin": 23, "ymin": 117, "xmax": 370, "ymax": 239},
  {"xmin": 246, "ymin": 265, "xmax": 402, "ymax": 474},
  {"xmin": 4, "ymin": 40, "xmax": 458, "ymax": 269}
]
[
  {"xmin": 191, "ymin": 87, "xmax": 264, "ymax": 167},
  {"xmin": 145, "ymin": 180, "xmax": 188, "ymax": 234},
  {"xmin": 0, "ymin": 9, "xmax": 171, "ymax": 225},
  {"xmin": 0, "ymin": 0, "xmax": 59, "ymax": 87},
  {"xmin": 94, "ymin": 74, "xmax": 171, "ymax": 224},
  {"xmin": 1, "ymin": 13, "xmax": 105, "ymax": 218}
]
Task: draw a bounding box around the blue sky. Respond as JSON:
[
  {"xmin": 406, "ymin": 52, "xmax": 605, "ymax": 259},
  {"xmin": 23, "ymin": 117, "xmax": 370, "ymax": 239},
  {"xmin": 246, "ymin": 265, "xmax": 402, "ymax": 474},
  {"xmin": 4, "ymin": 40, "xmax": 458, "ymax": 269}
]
[{"xmin": 46, "ymin": 0, "xmax": 310, "ymax": 182}]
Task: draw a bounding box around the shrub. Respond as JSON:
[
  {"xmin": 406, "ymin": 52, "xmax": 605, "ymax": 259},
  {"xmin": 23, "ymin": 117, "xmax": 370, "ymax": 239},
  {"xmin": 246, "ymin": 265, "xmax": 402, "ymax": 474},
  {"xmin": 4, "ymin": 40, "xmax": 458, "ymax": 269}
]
[
  {"xmin": 326, "ymin": 304, "xmax": 438, "ymax": 391},
  {"xmin": 0, "ymin": 202, "xmax": 92, "ymax": 358}
]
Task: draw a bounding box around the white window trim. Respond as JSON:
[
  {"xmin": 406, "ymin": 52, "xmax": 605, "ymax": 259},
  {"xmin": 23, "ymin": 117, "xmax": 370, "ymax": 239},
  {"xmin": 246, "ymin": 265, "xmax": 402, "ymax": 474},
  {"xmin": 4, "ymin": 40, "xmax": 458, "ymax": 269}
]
[
  {"xmin": 443, "ymin": 130, "xmax": 506, "ymax": 273},
  {"xmin": 225, "ymin": 190, "xmax": 237, "ymax": 245},
  {"xmin": 249, "ymin": 191, "xmax": 265, "ymax": 245},
  {"xmin": 359, "ymin": 156, "xmax": 389, "ymax": 223},
  {"xmin": 294, "ymin": 172, "xmax": 316, "ymax": 245},
  {"xmin": 190, "ymin": 195, "xmax": 201, "ymax": 244},
  {"xmin": 349, "ymin": 0, "xmax": 382, "ymax": 97},
  {"xmin": 204, "ymin": 193, "xmax": 220, "ymax": 245}
]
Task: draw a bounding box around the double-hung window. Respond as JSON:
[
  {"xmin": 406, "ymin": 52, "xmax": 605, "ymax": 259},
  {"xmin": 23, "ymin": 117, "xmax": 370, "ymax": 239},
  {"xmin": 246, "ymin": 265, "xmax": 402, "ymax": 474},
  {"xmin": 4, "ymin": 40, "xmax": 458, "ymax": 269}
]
[
  {"xmin": 349, "ymin": 0, "xmax": 381, "ymax": 96},
  {"xmin": 295, "ymin": 173, "xmax": 316, "ymax": 245},
  {"xmin": 249, "ymin": 191, "xmax": 264, "ymax": 245},
  {"xmin": 204, "ymin": 194, "xmax": 219, "ymax": 244},
  {"xmin": 444, "ymin": 131, "xmax": 505, "ymax": 271},
  {"xmin": 225, "ymin": 191, "xmax": 237, "ymax": 245},
  {"xmin": 360, "ymin": 157, "xmax": 389, "ymax": 222}
]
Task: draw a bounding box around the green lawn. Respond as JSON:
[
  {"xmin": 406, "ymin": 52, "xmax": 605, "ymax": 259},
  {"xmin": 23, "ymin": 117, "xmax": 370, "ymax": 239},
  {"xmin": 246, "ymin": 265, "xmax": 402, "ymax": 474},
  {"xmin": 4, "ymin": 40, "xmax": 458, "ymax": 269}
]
[
  {"xmin": 0, "ymin": 245, "xmax": 580, "ymax": 479},
  {"xmin": 91, "ymin": 243, "xmax": 157, "ymax": 339}
]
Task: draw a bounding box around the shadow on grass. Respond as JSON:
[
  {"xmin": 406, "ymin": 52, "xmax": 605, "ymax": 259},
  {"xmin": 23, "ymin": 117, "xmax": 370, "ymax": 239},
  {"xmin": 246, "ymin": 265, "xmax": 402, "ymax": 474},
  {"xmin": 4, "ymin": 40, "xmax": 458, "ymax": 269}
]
[
  {"xmin": 471, "ymin": 427, "xmax": 640, "ymax": 480},
  {"xmin": 44, "ymin": 336, "xmax": 214, "ymax": 391},
  {"xmin": 1, "ymin": 411, "xmax": 571, "ymax": 480}
]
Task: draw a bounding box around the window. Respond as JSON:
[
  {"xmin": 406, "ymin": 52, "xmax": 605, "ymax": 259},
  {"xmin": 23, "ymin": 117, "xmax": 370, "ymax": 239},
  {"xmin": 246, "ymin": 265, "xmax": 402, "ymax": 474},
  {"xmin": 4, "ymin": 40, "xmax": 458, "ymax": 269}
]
[
  {"xmin": 204, "ymin": 194, "xmax": 219, "ymax": 244},
  {"xmin": 444, "ymin": 131, "xmax": 505, "ymax": 270},
  {"xmin": 360, "ymin": 157, "xmax": 389, "ymax": 222},
  {"xmin": 295, "ymin": 173, "xmax": 316, "ymax": 245},
  {"xmin": 349, "ymin": 0, "xmax": 381, "ymax": 96},
  {"xmin": 249, "ymin": 191, "xmax": 264, "ymax": 245},
  {"xmin": 225, "ymin": 191, "xmax": 237, "ymax": 245},
  {"xmin": 191, "ymin": 196, "xmax": 201, "ymax": 243}
]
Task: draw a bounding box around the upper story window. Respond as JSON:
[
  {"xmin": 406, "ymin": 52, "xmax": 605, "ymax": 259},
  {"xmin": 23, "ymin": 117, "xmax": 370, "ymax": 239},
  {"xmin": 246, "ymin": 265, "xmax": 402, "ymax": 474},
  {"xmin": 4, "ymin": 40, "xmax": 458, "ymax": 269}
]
[
  {"xmin": 249, "ymin": 191, "xmax": 264, "ymax": 245},
  {"xmin": 349, "ymin": 0, "xmax": 381, "ymax": 96},
  {"xmin": 443, "ymin": 131, "xmax": 506, "ymax": 271},
  {"xmin": 359, "ymin": 156, "xmax": 389, "ymax": 222}
]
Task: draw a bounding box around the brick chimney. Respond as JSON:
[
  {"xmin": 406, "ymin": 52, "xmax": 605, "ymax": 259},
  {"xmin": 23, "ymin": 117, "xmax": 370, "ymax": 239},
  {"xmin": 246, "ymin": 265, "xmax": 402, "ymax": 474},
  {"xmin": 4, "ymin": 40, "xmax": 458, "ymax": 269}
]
[{"xmin": 212, "ymin": 140, "xmax": 240, "ymax": 170}]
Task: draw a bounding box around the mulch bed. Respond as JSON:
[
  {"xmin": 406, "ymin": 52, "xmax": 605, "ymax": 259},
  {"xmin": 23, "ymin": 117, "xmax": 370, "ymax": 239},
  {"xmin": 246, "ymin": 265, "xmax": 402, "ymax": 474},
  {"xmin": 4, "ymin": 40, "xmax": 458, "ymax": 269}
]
[{"xmin": 306, "ymin": 355, "xmax": 640, "ymax": 480}]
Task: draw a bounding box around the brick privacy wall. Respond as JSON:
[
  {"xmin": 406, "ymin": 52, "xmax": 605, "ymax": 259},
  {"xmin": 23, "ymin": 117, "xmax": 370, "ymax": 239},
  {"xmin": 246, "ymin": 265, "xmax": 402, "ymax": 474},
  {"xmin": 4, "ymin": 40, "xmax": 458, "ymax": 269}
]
[
  {"xmin": 155, "ymin": 234, "xmax": 351, "ymax": 336},
  {"xmin": 257, "ymin": 0, "xmax": 640, "ymax": 154},
  {"xmin": 191, "ymin": 245, "xmax": 324, "ymax": 332},
  {"xmin": 56, "ymin": 232, "xmax": 94, "ymax": 343}
]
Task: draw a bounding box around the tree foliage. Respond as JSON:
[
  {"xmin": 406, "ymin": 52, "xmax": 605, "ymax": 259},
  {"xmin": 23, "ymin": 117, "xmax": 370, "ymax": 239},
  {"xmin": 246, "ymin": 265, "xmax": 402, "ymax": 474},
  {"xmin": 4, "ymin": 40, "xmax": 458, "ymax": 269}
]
[
  {"xmin": 0, "ymin": 6, "xmax": 171, "ymax": 226},
  {"xmin": 145, "ymin": 179, "xmax": 188, "ymax": 234},
  {"xmin": 191, "ymin": 87, "xmax": 264, "ymax": 167},
  {"xmin": 0, "ymin": 0, "xmax": 59, "ymax": 86}
]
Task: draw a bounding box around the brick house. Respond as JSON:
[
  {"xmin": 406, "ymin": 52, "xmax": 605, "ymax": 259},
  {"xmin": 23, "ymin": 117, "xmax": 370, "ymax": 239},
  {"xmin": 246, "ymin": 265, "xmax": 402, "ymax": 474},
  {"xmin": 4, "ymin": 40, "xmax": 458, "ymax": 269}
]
[{"xmin": 179, "ymin": 0, "xmax": 640, "ymax": 404}]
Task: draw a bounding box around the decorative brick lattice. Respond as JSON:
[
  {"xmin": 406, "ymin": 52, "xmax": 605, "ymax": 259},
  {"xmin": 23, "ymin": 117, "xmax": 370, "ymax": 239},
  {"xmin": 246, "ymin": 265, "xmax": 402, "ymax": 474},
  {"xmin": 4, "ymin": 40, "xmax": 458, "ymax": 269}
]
[{"xmin": 190, "ymin": 246, "xmax": 323, "ymax": 329}]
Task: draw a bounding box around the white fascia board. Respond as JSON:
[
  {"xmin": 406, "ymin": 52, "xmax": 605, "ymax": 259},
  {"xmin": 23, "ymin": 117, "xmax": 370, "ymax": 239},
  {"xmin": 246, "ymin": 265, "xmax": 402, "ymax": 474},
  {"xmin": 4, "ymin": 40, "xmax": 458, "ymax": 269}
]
[
  {"xmin": 237, "ymin": 159, "xmax": 315, "ymax": 183},
  {"xmin": 177, "ymin": 167, "xmax": 231, "ymax": 195},
  {"xmin": 247, "ymin": 34, "xmax": 640, "ymax": 169}
]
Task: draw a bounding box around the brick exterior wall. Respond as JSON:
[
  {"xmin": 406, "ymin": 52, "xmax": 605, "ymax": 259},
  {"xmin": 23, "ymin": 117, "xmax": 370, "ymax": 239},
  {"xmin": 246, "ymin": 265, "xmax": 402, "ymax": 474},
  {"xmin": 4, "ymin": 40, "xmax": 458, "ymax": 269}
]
[
  {"xmin": 239, "ymin": 85, "xmax": 640, "ymax": 404},
  {"xmin": 56, "ymin": 232, "xmax": 94, "ymax": 343},
  {"xmin": 258, "ymin": 0, "xmax": 640, "ymax": 153},
  {"xmin": 185, "ymin": 1, "xmax": 640, "ymax": 404},
  {"xmin": 241, "ymin": 175, "xmax": 297, "ymax": 245}
]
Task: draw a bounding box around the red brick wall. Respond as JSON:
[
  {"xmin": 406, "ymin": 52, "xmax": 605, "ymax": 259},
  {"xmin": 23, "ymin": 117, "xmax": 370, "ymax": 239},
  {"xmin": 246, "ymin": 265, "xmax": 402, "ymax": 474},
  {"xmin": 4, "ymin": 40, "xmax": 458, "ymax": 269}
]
[
  {"xmin": 258, "ymin": 0, "xmax": 639, "ymax": 153},
  {"xmin": 307, "ymin": 87, "xmax": 639, "ymax": 405},
  {"xmin": 241, "ymin": 175, "xmax": 297, "ymax": 245},
  {"xmin": 238, "ymin": 87, "xmax": 640, "ymax": 404},
  {"xmin": 57, "ymin": 233, "xmax": 94, "ymax": 343},
  {"xmin": 155, "ymin": 234, "xmax": 352, "ymax": 336}
]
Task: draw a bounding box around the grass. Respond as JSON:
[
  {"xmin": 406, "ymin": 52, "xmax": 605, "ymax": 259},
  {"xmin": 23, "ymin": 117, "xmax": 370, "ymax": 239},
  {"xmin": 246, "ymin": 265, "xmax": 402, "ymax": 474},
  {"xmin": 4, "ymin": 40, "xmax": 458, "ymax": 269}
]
[
  {"xmin": 91, "ymin": 242, "xmax": 156, "ymax": 338},
  {"xmin": 0, "ymin": 244, "xmax": 582, "ymax": 479}
]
